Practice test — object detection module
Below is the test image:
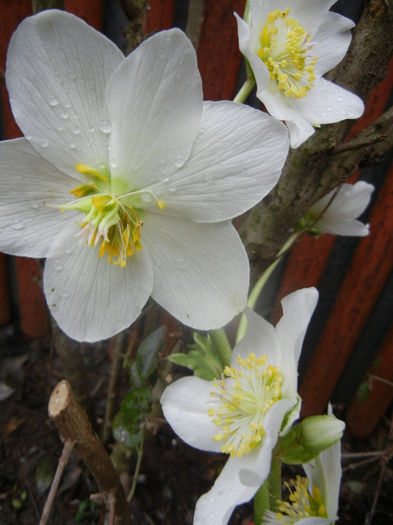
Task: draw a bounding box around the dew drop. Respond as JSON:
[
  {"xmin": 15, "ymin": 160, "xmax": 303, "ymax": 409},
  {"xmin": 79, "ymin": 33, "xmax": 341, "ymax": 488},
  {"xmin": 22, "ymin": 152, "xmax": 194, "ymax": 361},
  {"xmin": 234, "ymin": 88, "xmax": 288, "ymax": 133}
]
[
  {"xmin": 72, "ymin": 126, "xmax": 81, "ymax": 135},
  {"xmin": 31, "ymin": 203, "xmax": 40, "ymax": 210},
  {"xmin": 69, "ymin": 143, "xmax": 76, "ymax": 149},
  {"xmin": 60, "ymin": 111, "xmax": 69, "ymax": 120},
  {"xmin": 169, "ymin": 184, "xmax": 177, "ymax": 193},
  {"xmin": 48, "ymin": 96, "xmax": 58, "ymax": 107},
  {"xmin": 57, "ymin": 124, "xmax": 65, "ymax": 131},
  {"xmin": 110, "ymin": 159, "xmax": 118, "ymax": 168},
  {"xmin": 53, "ymin": 261, "xmax": 63, "ymax": 272},
  {"xmin": 88, "ymin": 126, "xmax": 95, "ymax": 133},
  {"xmin": 40, "ymin": 139, "xmax": 49, "ymax": 147},
  {"xmin": 175, "ymin": 256, "xmax": 187, "ymax": 270},
  {"xmin": 162, "ymin": 176, "xmax": 169, "ymax": 183},
  {"xmin": 99, "ymin": 120, "xmax": 112, "ymax": 134},
  {"xmin": 64, "ymin": 102, "xmax": 71, "ymax": 109},
  {"xmin": 12, "ymin": 223, "xmax": 24, "ymax": 230}
]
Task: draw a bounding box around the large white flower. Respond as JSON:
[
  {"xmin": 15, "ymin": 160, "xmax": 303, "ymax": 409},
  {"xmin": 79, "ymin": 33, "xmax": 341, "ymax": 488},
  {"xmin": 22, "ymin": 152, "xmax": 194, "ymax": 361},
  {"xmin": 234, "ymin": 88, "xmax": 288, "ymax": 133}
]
[
  {"xmin": 263, "ymin": 427, "xmax": 342, "ymax": 524},
  {"xmin": 161, "ymin": 288, "xmax": 318, "ymax": 525},
  {"xmin": 0, "ymin": 10, "xmax": 289, "ymax": 342},
  {"xmin": 235, "ymin": 0, "xmax": 364, "ymax": 148},
  {"xmin": 306, "ymin": 181, "xmax": 374, "ymax": 236}
]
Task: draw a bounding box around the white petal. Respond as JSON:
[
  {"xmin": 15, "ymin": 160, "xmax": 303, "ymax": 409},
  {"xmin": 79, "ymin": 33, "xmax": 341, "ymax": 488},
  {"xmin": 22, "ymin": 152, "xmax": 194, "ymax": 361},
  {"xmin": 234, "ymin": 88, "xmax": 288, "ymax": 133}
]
[
  {"xmin": 235, "ymin": 13, "xmax": 270, "ymax": 85},
  {"xmin": 286, "ymin": 119, "xmax": 316, "ymax": 148},
  {"xmin": 6, "ymin": 10, "xmax": 124, "ymax": 178},
  {"xmin": 149, "ymin": 101, "xmax": 289, "ymax": 222},
  {"xmin": 275, "ymin": 288, "xmax": 318, "ymax": 390},
  {"xmin": 161, "ymin": 376, "xmax": 222, "ymax": 453},
  {"xmin": 289, "ymin": 0, "xmax": 336, "ymax": 32},
  {"xmin": 0, "ymin": 138, "xmax": 77, "ymax": 257},
  {"xmin": 295, "ymin": 78, "xmax": 364, "ymax": 125},
  {"xmin": 317, "ymin": 219, "xmax": 370, "ymax": 236},
  {"xmin": 303, "ymin": 441, "xmax": 341, "ymax": 520},
  {"xmin": 316, "ymin": 182, "xmax": 374, "ymax": 221},
  {"xmin": 194, "ymin": 397, "xmax": 295, "ymax": 525},
  {"xmin": 232, "ymin": 308, "xmax": 280, "ymax": 367},
  {"xmin": 43, "ymin": 222, "xmax": 153, "ymax": 342},
  {"xmin": 238, "ymin": 398, "xmax": 295, "ymax": 484},
  {"xmin": 313, "ymin": 12, "xmax": 354, "ymax": 76},
  {"xmin": 142, "ymin": 214, "xmax": 249, "ymax": 330},
  {"xmin": 106, "ymin": 29, "xmax": 202, "ymax": 188},
  {"xmin": 194, "ymin": 455, "xmax": 260, "ymax": 525}
]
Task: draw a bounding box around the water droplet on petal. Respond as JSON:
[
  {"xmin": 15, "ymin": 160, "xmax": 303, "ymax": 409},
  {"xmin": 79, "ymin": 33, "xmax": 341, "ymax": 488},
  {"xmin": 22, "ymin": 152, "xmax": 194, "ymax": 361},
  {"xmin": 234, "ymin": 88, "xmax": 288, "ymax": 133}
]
[
  {"xmin": 53, "ymin": 261, "xmax": 63, "ymax": 272},
  {"xmin": 99, "ymin": 120, "xmax": 112, "ymax": 134},
  {"xmin": 88, "ymin": 126, "xmax": 95, "ymax": 133},
  {"xmin": 69, "ymin": 143, "xmax": 76, "ymax": 149},
  {"xmin": 72, "ymin": 126, "xmax": 81, "ymax": 135},
  {"xmin": 60, "ymin": 111, "xmax": 69, "ymax": 120},
  {"xmin": 12, "ymin": 223, "xmax": 24, "ymax": 230},
  {"xmin": 110, "ymin": 159, "xmax": 118, "ymax": 168},
  {"xmin": 31, "ymin": 203, "xmax": 40, "ymax": 210},
  {"xmin": 169, "ymin": 184, "xmax": 177, "ymax": 193},
  {"xmin": 162, "ymin": 176, "xmax": 169, "ymax": 183},
  {"xmin": 48, "ymin": 96, "xmax": 58, "ymax": 107},
  {"xmin": 40, "ymin": 139, "xmax": 49, "ymax": 147},
  {"xmin": 57, "ymin": 124, "xmax": 65, "ymax": 131}
]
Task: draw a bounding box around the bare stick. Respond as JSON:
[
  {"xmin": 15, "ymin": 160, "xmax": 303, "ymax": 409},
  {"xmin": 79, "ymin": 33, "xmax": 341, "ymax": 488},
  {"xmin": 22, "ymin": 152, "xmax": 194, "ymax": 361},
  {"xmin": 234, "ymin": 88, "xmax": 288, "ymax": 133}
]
[
  {"xmin": 48, "ymin": 379, "xmax": 132, "ymax": 525},
  {"xmin": 39, "ymin": 439, "xmax": 75, "ymax": 525}
]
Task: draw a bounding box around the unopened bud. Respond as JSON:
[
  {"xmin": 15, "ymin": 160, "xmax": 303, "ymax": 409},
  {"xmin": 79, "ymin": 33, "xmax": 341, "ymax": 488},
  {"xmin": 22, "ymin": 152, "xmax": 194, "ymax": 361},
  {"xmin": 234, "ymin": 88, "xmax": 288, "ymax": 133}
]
[{"xmin": 281, "ymin": 415, "xmax": 345, "ymax": 465}]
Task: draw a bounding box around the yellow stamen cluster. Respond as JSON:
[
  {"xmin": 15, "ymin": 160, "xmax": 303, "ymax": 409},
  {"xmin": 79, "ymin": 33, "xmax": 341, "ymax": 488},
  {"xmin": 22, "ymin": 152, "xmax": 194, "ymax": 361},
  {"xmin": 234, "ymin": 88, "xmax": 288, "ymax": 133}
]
[
  {"xmin": 60, "ymin": 163, "xmax": 165, "ymax": 267},
  {"xmin": 272, "ymin": 476, "xmax": 327, "ymax": 523},
  {"xmin": 258, "ymin": 8, "xmax": 318, "ymax": 99},
  {"xmin": 208, "ymin": 353, "xmax": 282, "ymax": 457}
]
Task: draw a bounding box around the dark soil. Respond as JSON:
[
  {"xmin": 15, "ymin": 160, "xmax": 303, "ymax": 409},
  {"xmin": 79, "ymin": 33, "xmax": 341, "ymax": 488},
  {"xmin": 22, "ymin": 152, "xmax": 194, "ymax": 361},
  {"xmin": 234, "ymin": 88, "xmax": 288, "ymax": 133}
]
[{"xmin": 1, "ymin": 330, "xmax": 392, "ymax": 525}]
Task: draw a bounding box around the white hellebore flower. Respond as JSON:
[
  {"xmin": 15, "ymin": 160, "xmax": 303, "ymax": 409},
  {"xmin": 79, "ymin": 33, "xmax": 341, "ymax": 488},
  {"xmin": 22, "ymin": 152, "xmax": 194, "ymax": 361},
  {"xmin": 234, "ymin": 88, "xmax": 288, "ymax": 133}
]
[
  {"xmin": 161, "ymin": 287, "xmax": 318, "ymax": 525},
  {"xmin": 306, "ymin": 181, "xmax": 374, "ymax": 237},
  {"xmin": 235, "ymin": 0, "xmax": 364, "ymax": 148},
  {"xmin": 0, "ymin": 10, "xmax": 290, "ymax": 342},
  {"xmin": 263, "ymin": 424, "xmax": 342, "ymax": 524}
]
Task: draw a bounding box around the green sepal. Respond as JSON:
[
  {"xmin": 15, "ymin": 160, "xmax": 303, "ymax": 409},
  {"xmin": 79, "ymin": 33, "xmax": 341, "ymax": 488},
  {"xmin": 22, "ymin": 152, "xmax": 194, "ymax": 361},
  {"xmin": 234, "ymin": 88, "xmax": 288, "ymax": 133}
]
[{"xmin": 168, "ymin": 332, "xmax": 228, "ymax": 380}]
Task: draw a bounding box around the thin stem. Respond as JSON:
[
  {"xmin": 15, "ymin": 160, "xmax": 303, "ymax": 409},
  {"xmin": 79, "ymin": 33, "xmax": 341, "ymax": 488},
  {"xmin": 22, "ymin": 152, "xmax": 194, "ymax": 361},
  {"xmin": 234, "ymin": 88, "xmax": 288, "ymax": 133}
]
[
  {"xmin": 210, "ymin": 328, "xmax": 232, "ymax": 367},
  {"xmin": 268, "ymin": 446, "xmax": 282, "ymax": 512},
  {"xmin": 253, "ymin": 480, "xmax": 270, "ymax": 525},
  {"xmin": 127, "ymin": 424, "xmax": 146, "ymax": 503},
  {"xmin": 233, "ymin": 77, "xmax": 256, "ymax": 103},
  {"xmin": 102, "ymin": 333, "xmax": 126, "ymax": 444},
  {"xmin": 236, "ymin": 232, "xmax": 300, "ymax": 343},
  {"xmin": 39, "ymin": 440, "xmax": 75, "ymax": 525}
]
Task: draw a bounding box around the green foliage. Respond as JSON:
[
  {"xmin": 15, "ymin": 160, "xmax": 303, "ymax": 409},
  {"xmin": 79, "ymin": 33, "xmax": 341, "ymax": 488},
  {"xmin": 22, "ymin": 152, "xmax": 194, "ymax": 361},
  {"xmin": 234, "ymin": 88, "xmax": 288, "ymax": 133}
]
[
  {"xmin": 35, "ymin": 456, "xmax": 54, "ymax": 493},
  {"xmin": 168, "ymin": 332, "xmax": 229, "ymax": 380},
  {"xmin": 113, "ymin": 326, "xmax": 166, "ymax": 450}
]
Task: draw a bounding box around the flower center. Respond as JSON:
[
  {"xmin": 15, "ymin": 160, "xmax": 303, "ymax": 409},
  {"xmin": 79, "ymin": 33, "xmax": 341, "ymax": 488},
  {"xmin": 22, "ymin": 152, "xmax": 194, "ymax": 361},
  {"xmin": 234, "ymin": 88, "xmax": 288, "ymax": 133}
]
[
  {"xmin": 264, "ymin": 476, "xmax": 327, "ymax": 524},
  {"xmin": 60, "ymin": 164, "xmax": 165, "ymax": 267},
  {"xmin": 258, "ymin": 7, "xmax": 318, "ymax": 99},
  {"xmin": 208, "ymin": 353, "xmax": 282, "ymax": 458}
]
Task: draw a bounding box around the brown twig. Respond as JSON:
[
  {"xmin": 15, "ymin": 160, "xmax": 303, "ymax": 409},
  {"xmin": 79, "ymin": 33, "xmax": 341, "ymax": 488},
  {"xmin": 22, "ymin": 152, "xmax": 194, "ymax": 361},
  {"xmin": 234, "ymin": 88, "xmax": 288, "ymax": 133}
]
[
  {"xmin": 39, "ymin": 439, "xmax": 75, "ymax": 525},
  {"xmin": 48, "ymin": 380, "xmax": 132, "ymax": 525}
]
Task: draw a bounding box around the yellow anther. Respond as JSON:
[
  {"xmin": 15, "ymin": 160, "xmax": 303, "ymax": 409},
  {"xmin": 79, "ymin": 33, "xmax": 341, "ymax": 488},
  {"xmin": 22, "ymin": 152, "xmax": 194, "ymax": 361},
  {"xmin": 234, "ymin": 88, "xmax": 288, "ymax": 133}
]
[
  {"xmin": 157, "ymin": 200, "xmax": 166, "ymax": 210},
  {"xmin": 75, "ymin": 163, "xmax": 109, "ymax": 183},
  {"xmin": 70, "ymin": 183, "xmax": 97, "ymax": 198}
]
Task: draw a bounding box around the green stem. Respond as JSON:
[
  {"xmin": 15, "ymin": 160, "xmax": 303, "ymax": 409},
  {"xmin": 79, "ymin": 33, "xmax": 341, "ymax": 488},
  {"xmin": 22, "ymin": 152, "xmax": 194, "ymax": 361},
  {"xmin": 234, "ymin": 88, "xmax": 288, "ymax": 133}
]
[
  {"xmin": 127, "ymin": 424, "xmax": 145, "ymax": 503},
  {"xmin": 268, "ymin": 446, "xmax": 282, "ymax": 512},
  {"xmin": 210, "ymin": 328, "xmax": 232, "ymax": 367},
  {"xmin": 233, "ymin": 77, "xmax": 256, "ymax": 103},
  {"xmin": 253, "ymin": 480, "xmax": 270, "ymax": 525},
  {"xmin": 236, "ymin": 232, "xmax": 300, "ymax": 344}
]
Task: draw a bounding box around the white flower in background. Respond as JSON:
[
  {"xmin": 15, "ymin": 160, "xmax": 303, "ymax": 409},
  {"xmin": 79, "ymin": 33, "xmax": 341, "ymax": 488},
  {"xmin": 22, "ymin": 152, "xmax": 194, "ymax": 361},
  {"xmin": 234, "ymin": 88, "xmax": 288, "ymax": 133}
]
[
  {"xmin": 0, "ymin": 10, "xmax": 289, "ymax": 342},
  {"xmin": 161, "ymin": 288, "xmax": 318, "ymax": 525},
  {"xmin": 235, "ymin": 0, "xmax": 364, "ymax": 148},
  {"xmin": 306, "ymin": 181, "xmax": 374, "ymax": 236},
  {"xmin": 263, "ymin": 419, "xmax": 342, "ymax": 524}
]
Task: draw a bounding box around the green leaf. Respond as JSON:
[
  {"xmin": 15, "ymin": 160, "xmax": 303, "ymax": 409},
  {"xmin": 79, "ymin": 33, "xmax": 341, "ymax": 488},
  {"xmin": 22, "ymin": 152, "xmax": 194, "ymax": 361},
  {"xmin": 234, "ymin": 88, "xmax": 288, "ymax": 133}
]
[
  {"xmin": 113, "ymin": 387, "xmax": 151, "ymax": 449},
  {"xmin": 35, "ymin": 456, "xmax": 54, "ymax": 493},
  {"xmin": 168, "ymin": 332, "xmax": 226, "ymax": 380},
  {"xmin": 356, "ymin": 378, "xmax": 371, "ymax": 404},
  {"xmin": 130, "ymin": 326, "xmax": 166, "ymax": 386}
]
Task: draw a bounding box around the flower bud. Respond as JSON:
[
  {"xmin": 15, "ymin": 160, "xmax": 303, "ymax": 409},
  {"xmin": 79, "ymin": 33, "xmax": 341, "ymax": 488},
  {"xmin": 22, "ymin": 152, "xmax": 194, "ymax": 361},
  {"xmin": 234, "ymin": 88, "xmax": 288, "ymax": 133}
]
[{"xmin": 281, "ymin": 415, "xmax": 345, "ymax": 465}]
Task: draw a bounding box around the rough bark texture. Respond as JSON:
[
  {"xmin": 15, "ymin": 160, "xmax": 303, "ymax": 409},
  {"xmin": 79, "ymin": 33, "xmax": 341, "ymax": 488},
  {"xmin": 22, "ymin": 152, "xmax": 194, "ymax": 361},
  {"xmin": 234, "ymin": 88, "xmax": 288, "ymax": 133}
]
[
  {"xmin": 240, "ymin": 0, "xmax": 393, "ymax": 277},
  {"xmin": 49, "ymin": 380, "xmax": 132, "ymax": 525}
]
